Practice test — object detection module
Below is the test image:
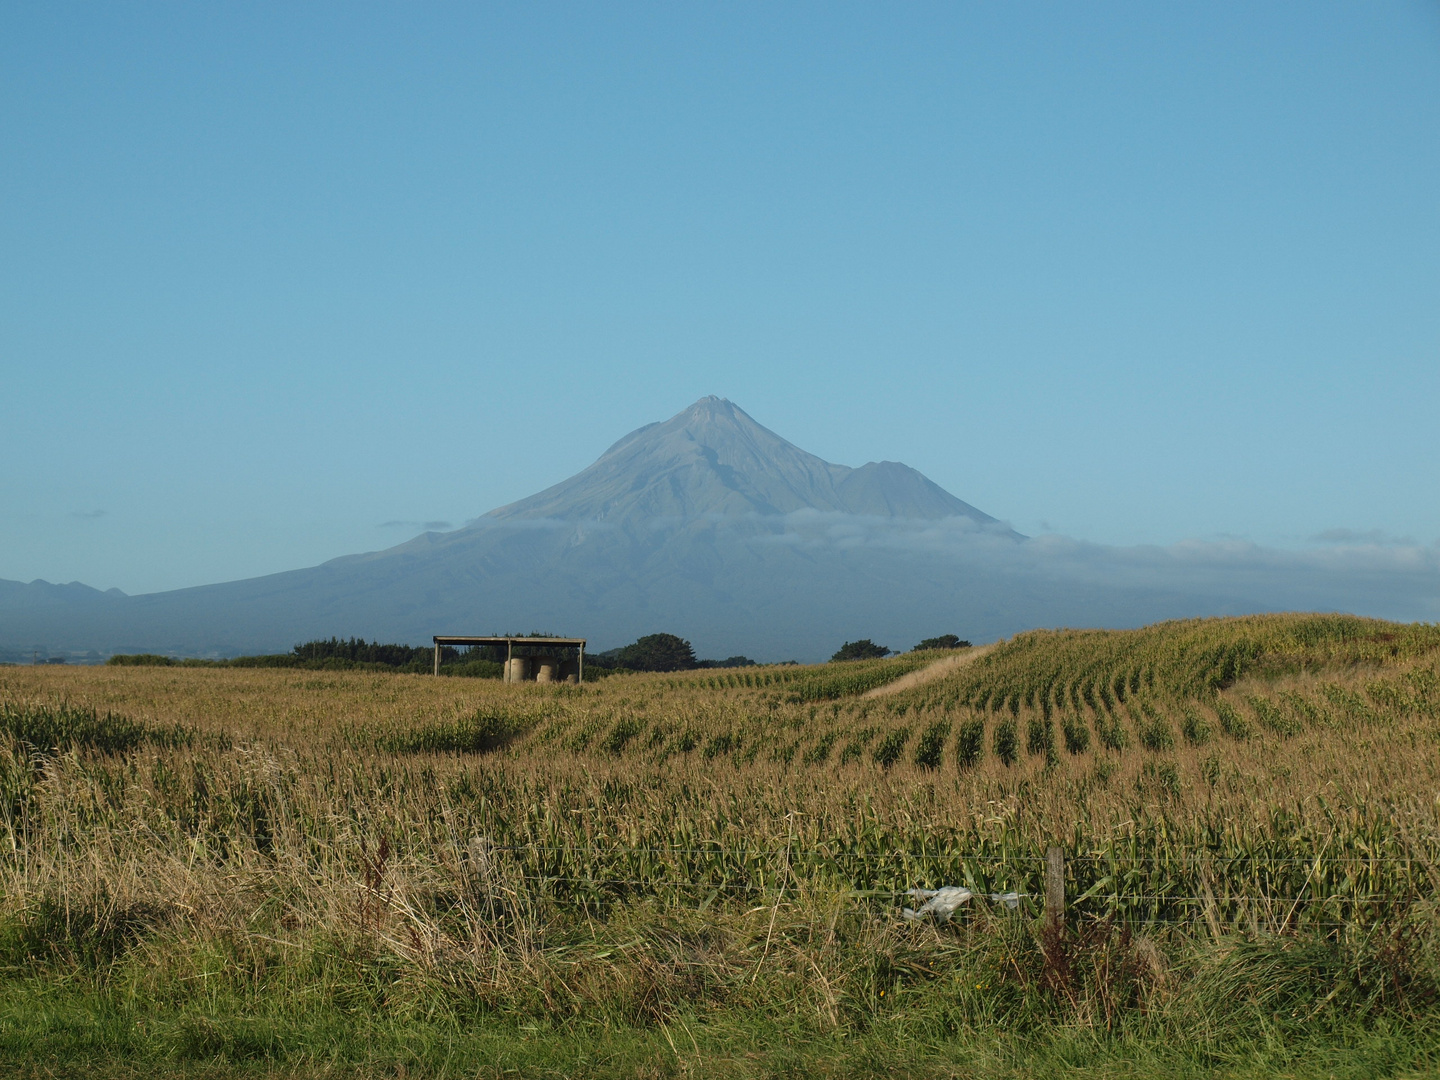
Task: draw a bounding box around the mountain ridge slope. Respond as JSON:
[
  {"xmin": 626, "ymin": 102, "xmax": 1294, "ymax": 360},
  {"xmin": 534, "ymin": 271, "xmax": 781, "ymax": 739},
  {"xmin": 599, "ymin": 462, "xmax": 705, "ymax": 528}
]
[{"xmin": 483, "ymin": 396, "xmax": 999, "ymax": 526}]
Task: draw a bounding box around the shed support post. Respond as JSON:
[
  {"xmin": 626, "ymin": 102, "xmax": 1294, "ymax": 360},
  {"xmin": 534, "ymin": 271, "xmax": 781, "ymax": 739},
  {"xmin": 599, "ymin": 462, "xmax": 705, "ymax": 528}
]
[
  {"xmin": 578, "ymin": 644, "xmax": 584, "ymax": 684},
  {"xmin": 433, "ymin": 643, "xmax": 440, "ymax": 677},
  {"xmin": 1045, "ymin": 845, "xmax": 1065, "ymax": 933}
]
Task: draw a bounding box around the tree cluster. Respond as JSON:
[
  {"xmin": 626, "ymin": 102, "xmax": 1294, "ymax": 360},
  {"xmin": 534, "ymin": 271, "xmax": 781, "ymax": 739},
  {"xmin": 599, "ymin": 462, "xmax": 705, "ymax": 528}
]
[
  {"xmin": 588, "ymin": 634, "xmax": 759, "ymax": 673},
  {"xmin": 830, "ymin": 634, "xmax": 972, "ymax": 661},
  {"xmin": 291, "ymin": 637, "xmax": 447, "ymax": 668},
  {"xmin": 912, "ymin": 634, "xmax": 971, "ymax": 651},
  {"xmin": 830, "ymin": 639, "xmax": 892, "ymax": 662},
  {"xmin": 606, "ymin": 633, "xmax": 697, "ymax": 672}
]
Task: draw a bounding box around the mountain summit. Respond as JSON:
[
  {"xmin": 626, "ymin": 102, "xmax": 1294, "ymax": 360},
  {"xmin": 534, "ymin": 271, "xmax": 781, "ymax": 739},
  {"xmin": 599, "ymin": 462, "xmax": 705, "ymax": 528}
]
[{"xmin": 487, "ymin": 396, "xmax": 996, "ymax": 524}]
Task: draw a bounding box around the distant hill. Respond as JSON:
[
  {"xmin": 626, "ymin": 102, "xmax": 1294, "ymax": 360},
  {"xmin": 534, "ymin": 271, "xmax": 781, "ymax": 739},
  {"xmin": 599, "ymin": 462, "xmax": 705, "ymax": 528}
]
[{"xmin": 2, "ymin": 397, "xmax": 1433, "ymax": 660}]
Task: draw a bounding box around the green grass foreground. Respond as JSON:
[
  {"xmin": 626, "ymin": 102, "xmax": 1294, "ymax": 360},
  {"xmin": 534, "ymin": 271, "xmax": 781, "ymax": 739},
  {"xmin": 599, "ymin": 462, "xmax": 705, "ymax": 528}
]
[
  {"xmin": 4, "ymin": 980, "xmax": 1439, "ymax": 1079},
  {"xmin": 5, "ymin": 895, "xmax": 1440, "ymax": 1078}
]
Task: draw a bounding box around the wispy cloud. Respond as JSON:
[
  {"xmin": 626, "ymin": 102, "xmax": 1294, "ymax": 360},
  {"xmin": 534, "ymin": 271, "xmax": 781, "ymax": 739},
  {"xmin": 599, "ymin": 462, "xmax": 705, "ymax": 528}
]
[
  {"xmin": 377, "ymin": 520, "xmax": 453, "ymax": 532},
  {"xmin": 1310, "ymin": 528, "xmax": 1415, "ymax": 546},
  {"xmin": 758, "ymin": 511, "xmax": 1440, "ymax": 622}
]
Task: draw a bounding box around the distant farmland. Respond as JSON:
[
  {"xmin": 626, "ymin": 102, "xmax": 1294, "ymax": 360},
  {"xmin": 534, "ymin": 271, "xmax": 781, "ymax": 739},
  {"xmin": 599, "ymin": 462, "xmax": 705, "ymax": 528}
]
[{"xmin": 2, "ymin": 613, "xmax": 1439, "ymax": 1077}]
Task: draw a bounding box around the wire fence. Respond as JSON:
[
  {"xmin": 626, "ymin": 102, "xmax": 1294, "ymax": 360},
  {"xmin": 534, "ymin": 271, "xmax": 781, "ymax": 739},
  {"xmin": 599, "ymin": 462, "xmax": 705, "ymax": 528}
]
[
  {"xmin": 473, "ymin": 843, "xmax": 1435, "ymax": 865},
  {"xmin": 449, "ymin": 840, "xmax": 1438, "ymax": 926}
]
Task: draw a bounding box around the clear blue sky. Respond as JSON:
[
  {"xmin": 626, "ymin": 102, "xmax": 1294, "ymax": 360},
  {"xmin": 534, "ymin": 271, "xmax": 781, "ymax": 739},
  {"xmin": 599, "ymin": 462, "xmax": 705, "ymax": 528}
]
[{"xmin": 3, "ymin": 2, "xmax": 1438, "ymax": 595}]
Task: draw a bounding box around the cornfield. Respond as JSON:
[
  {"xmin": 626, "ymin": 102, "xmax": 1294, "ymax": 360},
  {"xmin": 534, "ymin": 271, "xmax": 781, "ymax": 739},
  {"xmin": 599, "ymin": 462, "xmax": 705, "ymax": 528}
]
[{"xmin": 2, "ymin": 613, "xmax": 1439, "ymax": 1073}]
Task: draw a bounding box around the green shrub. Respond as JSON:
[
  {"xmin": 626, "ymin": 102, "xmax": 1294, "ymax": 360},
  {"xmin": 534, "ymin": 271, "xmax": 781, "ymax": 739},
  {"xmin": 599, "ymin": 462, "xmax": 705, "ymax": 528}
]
[{"xmin": 105, "ymin": 654, "xmax": 174, "ymax": 666}]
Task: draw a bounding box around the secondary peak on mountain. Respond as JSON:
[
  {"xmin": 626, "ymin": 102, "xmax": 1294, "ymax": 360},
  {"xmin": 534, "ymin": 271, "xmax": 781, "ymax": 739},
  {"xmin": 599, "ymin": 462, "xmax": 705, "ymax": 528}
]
[{"xmin": 486, "ymin": 397, "xmax": 999, "ymax": 525}]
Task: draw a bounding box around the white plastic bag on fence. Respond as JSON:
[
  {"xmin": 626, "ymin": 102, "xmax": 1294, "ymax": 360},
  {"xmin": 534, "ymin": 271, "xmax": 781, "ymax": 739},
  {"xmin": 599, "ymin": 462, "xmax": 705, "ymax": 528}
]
[
  {"xmin": 902, "ymin": 887, "xmax": 1024, "ymax": 920},
  {"xmin": 902, "ymin": 886, "xmax": 973, "ymax": 921}
]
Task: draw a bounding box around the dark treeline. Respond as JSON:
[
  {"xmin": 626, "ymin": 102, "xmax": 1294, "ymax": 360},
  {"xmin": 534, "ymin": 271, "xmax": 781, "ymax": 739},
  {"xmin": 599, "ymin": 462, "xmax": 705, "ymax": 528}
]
[
  {"xmin": 108, "ymin": 630, "xmax": 967, "ymax": 676},
  {"xmin": 589, "ymin": 633, "xmax": 758, "ymax": 673},
  {"xmin": 291, "ymin": 638, "xmax": 441, "ymax": 667}
]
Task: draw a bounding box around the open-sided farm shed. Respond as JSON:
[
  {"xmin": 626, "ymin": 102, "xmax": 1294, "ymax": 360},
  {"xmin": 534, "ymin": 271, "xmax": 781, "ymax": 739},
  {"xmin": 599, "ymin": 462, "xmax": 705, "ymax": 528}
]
[{"xmin": 431, "ymin": 635, "xmax": 586, "ymax": 683}]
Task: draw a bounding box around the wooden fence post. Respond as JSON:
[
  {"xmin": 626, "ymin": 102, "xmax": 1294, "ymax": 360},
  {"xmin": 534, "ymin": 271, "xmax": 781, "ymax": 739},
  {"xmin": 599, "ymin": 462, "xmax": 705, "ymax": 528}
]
[{"xmin": 1045, "ymin": 845, "xmax": 1065, "ymax": 933}]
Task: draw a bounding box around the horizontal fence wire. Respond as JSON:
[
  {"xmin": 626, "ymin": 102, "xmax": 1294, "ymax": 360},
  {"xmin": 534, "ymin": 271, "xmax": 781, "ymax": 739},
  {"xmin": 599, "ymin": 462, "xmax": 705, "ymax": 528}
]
[
  {"xmin": 502, "ymin": 880, "xmax": 1416, "ymax": 903},
  {"xmin": 477, "ymin": 844, "xmax": 1432, "ymax": 864},
  {"xmin": 448, "ymin": 843, "xmax": 1435, "ymax": 924},
  {"xmin": 497, "ymin": 885, "xmax": 1415, "ymax": 907},
  {"xmin": 502, "ymin": 878, "xmax": 1415, "ymax": 903},
  {"xmin": 484, "ymin": 845, "xmax": 1051, "ymax": 860},
  {"xmin": 419, "ymin": 891, "xmax": 1421, "ymax": 930}
]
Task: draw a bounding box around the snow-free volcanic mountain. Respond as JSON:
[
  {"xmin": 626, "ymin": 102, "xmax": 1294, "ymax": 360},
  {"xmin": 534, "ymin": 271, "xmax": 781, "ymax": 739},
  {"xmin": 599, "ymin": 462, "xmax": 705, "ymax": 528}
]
[
  {"xmin": 0, "ymin": 398, "xmax": 1284, "ymax": 659},
  {"xmin": 490, "ymin": 396, "xmax": 995, "ymax": 524}
]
